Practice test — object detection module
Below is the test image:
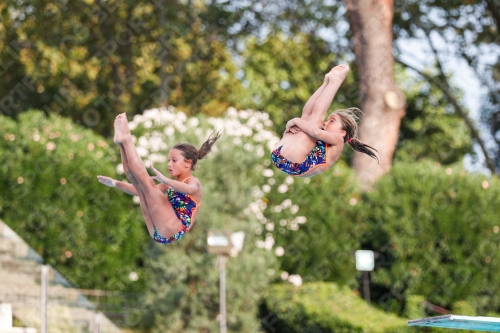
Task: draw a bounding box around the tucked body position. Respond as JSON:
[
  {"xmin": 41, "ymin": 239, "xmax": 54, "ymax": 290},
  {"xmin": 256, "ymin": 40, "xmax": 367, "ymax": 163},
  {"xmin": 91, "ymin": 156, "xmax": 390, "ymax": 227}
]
[
  {"xmin": 98, "ymin": 113, "xmax": 220, "ymax": 244},
  {"xmin": 271, "ymin": 64, "xmax": 378, "ymax": 177}
]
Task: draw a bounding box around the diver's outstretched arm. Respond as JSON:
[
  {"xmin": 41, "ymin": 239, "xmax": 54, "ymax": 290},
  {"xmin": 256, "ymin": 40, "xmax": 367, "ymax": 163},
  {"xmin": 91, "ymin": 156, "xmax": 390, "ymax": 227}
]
[{"xmin": 97, "ymin": 175, "xmax": 139, "ymax": 196}]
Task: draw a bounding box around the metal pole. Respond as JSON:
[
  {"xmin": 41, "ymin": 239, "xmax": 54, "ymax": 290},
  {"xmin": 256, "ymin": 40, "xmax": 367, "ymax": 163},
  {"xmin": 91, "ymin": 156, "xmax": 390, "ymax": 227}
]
[
  {"xmin": 219, "ymin": 254, "xmax": 227, "ymax": 333},
  {"xmin": 40, "ymin": 265, "xmax": 48, "ymax": 333},
  {"xmin": 363, "ymin": 271, "xmax": 370, "ymax": 303},
  {"xmin": 94, "ymin": 312, "xmax": 101, "ymax": 333}
]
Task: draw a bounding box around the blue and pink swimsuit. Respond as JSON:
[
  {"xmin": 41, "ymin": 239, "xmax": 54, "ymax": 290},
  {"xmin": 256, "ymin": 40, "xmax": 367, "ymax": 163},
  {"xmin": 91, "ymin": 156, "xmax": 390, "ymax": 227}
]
[
  {"xmin": 271, "ymin": 141, "xmax": 328, "ymax": 176},
  {"xmin": 153, "ymin": 180, "xmax": 199, "ymax": 244}
]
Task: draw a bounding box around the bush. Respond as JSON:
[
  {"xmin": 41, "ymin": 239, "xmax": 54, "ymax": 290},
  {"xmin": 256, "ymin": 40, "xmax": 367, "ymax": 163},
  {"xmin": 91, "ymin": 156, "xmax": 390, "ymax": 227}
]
[
  {"xmin": 363, "ymin": 161, "xmax": 500, "ymax": 314},
  {"xmin": 0, "ymin": 110, "xmax": 148, "ymax": 292},
  {"xmin": 261, "ymin": 282, "xmax": 410, "ymax": 333}
]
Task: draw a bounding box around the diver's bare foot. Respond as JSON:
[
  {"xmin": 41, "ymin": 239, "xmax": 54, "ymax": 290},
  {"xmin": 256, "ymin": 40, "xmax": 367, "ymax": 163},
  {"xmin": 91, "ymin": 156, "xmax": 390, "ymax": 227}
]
[
  {"xmin": 113, "ymin": 113, "xmax": 131, "ymax": 144},
  {"xmin": 325, "ymin": 64, "xmax": 350, "ymax": 83}
]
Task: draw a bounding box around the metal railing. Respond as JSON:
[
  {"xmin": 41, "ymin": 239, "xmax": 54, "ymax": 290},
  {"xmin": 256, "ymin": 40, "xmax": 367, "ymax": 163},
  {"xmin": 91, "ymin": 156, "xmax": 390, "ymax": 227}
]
[{"xmin": 0, "ymin": 220, "xmax": 129, "ymax": 332}]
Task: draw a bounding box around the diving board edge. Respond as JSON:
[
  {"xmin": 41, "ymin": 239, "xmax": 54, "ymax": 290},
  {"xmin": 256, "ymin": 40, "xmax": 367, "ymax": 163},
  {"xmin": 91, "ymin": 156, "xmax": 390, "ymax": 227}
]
[{"xmin": 408, "ymin": 315, "xmax": 500, "ymax": 332}]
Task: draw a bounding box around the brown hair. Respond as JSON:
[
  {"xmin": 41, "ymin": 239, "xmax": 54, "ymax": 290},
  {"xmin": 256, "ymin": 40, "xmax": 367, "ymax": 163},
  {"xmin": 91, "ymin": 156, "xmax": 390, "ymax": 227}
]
[
  {"xmin": 334, "ymin": 108, "xmax": 379, "ymax": 163},
  {"xmin": 172, "ymin": 131, "xmax": 222, "ymax": 170}
]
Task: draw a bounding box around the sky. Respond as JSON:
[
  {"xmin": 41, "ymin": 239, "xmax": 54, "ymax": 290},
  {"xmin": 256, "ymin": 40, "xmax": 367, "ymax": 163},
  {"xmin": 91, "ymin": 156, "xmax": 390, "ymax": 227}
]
[{"xmin": 397, "ymin": 34, "xmax": 498, "ymax": 175}]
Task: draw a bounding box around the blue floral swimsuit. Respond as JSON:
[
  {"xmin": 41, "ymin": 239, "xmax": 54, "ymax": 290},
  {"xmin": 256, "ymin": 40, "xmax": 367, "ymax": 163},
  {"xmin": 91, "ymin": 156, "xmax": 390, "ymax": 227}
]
[
  {"xmin": 271, "ymin": 141, "xmax": 328, "ymax": 176},
  {"xmin": 153, "ymin": 177, "xmax": 199, "ymax": 244}
]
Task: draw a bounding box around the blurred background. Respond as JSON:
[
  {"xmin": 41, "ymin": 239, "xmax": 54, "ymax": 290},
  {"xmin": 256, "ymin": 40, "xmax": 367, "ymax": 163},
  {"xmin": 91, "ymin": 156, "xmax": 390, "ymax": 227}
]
[{"xmin": 0, "ymin": 0, "xmax": 499, "ymax": 332}]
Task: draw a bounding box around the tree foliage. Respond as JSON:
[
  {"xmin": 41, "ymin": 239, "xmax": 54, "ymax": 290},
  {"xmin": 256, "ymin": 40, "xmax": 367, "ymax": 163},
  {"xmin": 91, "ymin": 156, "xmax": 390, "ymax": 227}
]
[
  {"xmin": 261, "ymin": 282, "xmax": 410, "ymax": 333},
  {"xmin": 394, "ymin": 66, "xmax": 472, "ymax": 164},
  {"xmin": 261, "ymin": 157, "xmax": 500, "ymax": 316},
  {"xmin": 0, "ymin": 110, "xmax": 148, "ymax": 292},
  {"xmin": 0, "ymin": 0, "xmax": 244, "ymax": 136},
  {"xmin": 392, "ymin": 0, "xmax": 500, "ymax": 171},
  {"xmin": 240, "ymin": 33, "xmax": 358, "ymax": 133},
  {"xmin": 362, "ymin": 161, "xmax": 500, "ymax": 315}
]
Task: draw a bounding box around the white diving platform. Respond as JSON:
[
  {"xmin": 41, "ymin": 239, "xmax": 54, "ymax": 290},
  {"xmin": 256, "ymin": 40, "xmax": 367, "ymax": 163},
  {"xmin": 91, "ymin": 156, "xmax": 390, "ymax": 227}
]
[{"xmin": 408, "ymin": 315, "xmax": 500, "ymax": 332}]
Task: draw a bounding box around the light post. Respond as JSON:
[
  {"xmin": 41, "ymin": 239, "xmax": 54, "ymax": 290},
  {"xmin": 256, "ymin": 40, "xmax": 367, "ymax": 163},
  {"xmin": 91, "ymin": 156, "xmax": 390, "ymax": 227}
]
[
  {"xmin": 207, "ymin": 230, "xmax": 245, "ymax": 333},
  {"xmin": 355, "ymin": 250, "xmax": 374, "ymax": 303},
  {"xmin": 41, "ymin": 265, "xmax": 48, "ymax": 333}
]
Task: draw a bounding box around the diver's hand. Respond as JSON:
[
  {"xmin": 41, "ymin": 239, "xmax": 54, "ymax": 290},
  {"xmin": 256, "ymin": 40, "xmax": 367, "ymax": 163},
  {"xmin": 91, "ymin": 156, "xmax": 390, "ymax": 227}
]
[
  {"xmin": 97, "ymin": 175, "xmax": 117, "ymax": 187},
  {"xmin": 149, "ymin": 164, "xmax": 169, "ymax": 184}
]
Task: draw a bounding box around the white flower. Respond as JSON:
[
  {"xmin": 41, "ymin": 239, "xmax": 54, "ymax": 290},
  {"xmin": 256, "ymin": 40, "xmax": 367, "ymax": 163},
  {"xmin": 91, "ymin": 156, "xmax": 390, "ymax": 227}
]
[
  {"xmin": 227, "ymin": 107, "xmax": 238, "ymax": 118},
  {"xmin": 249, "ymin": 201, "xmax": 262, "ymax": 214},
  {"xmin": 295, "ymin": 216, "xmax": 307, "ymax": 224},
  {"xmin": 188, "ymin": 118, "xmax": 199, "ymax": 127},
  {"xmin": 133, "ymin": 114, "xmax": 144, "ymax": 123},
  {"xmin": 46, "ymin": 142, "xmax": 56, "ymax": 151},
  {"xmin": 143, "ymin": 108, "xmax": 156, "ymax": 119},
  {"xmin": 262, "ymin": 169, "xmax": 274, "ymax": 177},
  {"xmin": 136, "ymin": 147, "xmax": 148, "ymax": 157},
  {"xmin": 164, "ymin": 127, "xmax": 175, "ymax": 136},
  {"xmin": 278, "ymin": 184, "xmax": 288, "ymax": 193},
  {"xmin": 149, "ymin": 136, "xmax": 166, "ymax": 152},
  {"xmin": 138, "ymin": 136, "xmax": 149, "ymax": 148},
  {"xmin": 288, "ymin": 274, "xmax": 302, "ymax": 286},
  {"xmin": 275, "ymin": 247, "xmax": 285, "ymax": 257},
  {"xmin": 251, "ymin": 188, "xmax": 264, "ymax": 198},
  {"xmin": 239, "ymin": 110, "xmax": 250, "ymax": 119},
  {"xmin": 256, "ymin": 146, "xmax": 265, "ymax": 157},
  {"xmin": 149, "ymin": 154, "xmax": 167, "ymax": 163},
  {"xmin": 244, "ymin": 143, "xmax": 254, "ymax": 151},
  {"xmin": 264, "ymin": 234, "xmax": 275, "ymax": 250},
  {"xmin": 116, "ymin": 164, "xmax": 124, "ymax": 174}
]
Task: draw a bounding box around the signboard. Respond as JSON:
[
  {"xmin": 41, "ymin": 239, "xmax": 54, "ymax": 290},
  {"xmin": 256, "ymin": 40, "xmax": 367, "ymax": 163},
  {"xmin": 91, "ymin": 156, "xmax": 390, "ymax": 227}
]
[{"xmin": 355, "ymin": 250, "xmax": 374, "ymax": 271}]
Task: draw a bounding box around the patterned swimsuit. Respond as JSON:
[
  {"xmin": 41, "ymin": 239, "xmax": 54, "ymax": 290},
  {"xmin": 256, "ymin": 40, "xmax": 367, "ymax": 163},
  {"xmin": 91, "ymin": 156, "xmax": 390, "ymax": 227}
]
[
  {"xmin": 153, "ymin": 178, "xmax": 200, "ymax": 244},
  {"xmin": 271, "ymin": 141, "xmax": 328, "ymax": 176}
]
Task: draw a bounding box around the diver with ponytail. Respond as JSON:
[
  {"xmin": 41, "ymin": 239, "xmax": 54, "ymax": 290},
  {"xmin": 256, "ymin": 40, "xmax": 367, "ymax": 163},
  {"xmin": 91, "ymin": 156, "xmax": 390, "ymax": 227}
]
[
  {"xmin": 97, "ymin": 113, "xmax": 221, "ymax": 244},
  {"xmin": 271, "ymin": 64, "xmax": 378, "ymax": 177}
]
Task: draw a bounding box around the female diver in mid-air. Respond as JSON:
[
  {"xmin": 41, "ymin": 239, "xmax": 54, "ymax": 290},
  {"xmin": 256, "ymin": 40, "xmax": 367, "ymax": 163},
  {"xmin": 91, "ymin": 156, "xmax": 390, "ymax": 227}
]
[
  {"xmin": 97, "ymin": 114, "xmax": 220, "ymax": 244},
  {"xmin": 271, "ymin": 64, "xmax": 378, "ymax": 177}
]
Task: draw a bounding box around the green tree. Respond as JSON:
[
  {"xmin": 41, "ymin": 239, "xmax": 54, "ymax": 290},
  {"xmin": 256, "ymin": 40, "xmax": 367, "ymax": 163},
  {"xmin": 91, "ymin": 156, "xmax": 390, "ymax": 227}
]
[
  {"xmin": 0, "ymin": 110, "xmax": 148, "ymax": 292},
  {"xmin": 392, "ymin": 0, "xmax": 500, "ymax": 172},
  {"xmin": 361, "ymin": 162, "xmax": 500, "ymax": 315},
  {"xmin": 260, "ymin": 161, "xmax": 363, "ymax": 287},
  {"xmin": 394, "ymin": 66, "xmax": 472, "ymax": 164},
  {"xmin": 0, "ymin": 0, "xmax": 244, "ymax": 136},
  {"xmin": 240, "ymin": 33, "xmax": 358, "ymax": 133}
]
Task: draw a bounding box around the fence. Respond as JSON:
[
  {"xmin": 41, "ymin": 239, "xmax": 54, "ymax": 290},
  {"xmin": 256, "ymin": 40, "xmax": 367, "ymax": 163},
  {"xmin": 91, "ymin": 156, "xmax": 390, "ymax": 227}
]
[{"xmin": 0, "ymin": 220, "xmax": 128, "ymax": 333}]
